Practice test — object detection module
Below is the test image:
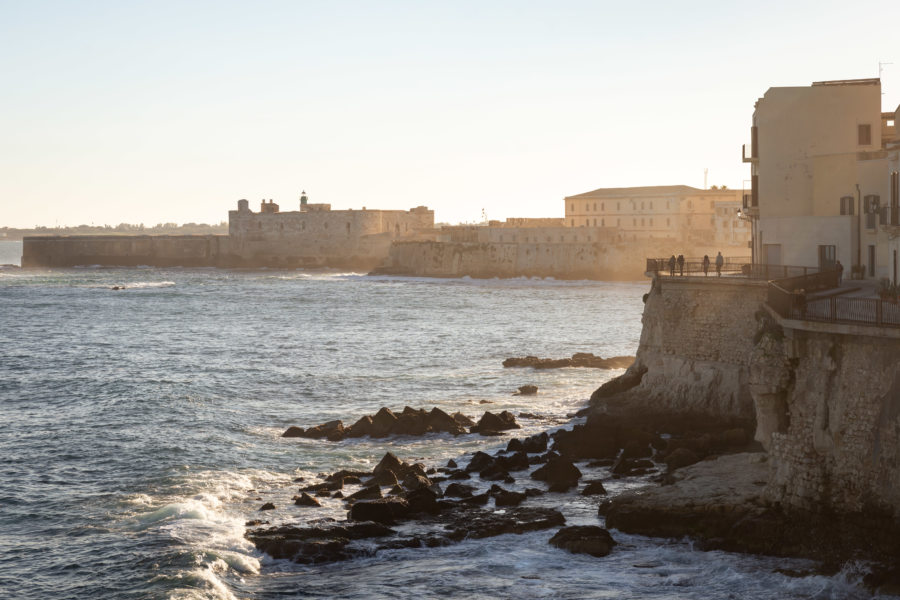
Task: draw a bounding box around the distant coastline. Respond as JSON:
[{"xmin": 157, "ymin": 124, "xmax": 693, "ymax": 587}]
[{"xmin": 0, "ymin": 223, "xmax": 227, "ymax": 241}]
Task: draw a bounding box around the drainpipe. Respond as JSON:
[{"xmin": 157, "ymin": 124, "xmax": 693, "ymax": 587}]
[{"xmin": 857, "ymin": 184, "xmax": 862, "ymax": 272}]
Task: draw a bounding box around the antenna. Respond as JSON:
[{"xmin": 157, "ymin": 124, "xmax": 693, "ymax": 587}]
[
  {"xmin": 704, "ymin": 168, "xmax": 708, "ymax": 190},
  {"xmin": 879, "ymin": 60, "xmax": 893, "ymax": 79}
]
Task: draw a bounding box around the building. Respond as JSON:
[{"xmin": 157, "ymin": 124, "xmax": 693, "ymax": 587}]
[
  {"xmin": 563, "ymin": 185, "xmax": 749, "ymax": 248},
  {"xmin": 745, "ymin": 77, "xmax": 900, "ymax": 279},
  {"xmin": 227, "ymin": 192, "xmax": 434, "ymax": 267}
]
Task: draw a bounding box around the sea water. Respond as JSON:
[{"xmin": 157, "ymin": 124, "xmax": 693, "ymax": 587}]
[{"xmin": 0, "ymin": 260, "xmax": 887, "ymax": 599}]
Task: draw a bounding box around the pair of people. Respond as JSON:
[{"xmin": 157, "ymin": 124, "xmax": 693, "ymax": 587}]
[{"xmin": 667, "ymin": 254, "xmax": 685, "ymax": 276}]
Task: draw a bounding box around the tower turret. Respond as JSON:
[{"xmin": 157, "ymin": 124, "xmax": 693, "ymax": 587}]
[{"xmin": 300, "ymin": 191, "xmax": 308, "ymax": 211}]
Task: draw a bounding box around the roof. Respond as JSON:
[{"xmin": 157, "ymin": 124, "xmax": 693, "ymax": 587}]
[{"xmin": 565, "ymin": 185, "xmax": 710, "ymax": 199}]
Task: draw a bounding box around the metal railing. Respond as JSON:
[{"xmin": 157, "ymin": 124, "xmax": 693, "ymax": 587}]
[
  {"xmin": 767, "ymin": 269, "xmax": 900, "ymax": 328},
  {"xmin": 646, "ymin": 256, "xmax": 752, "ymax": 277}
]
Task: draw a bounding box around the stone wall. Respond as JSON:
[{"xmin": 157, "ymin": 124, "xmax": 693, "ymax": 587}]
[
  {"xmin": 602, "ymin": 276, "xmax": 766, "ymax": 419},
  {"xmin": 603, "ymin": 275, "xmax": 900, "ymax": 517},
  {"xmin": 21, "ymin": 235, "xmax": 231, "ymax": 267},
  {"xmin": 752, "ymin": 314, "xmax": 900, "ymax": 515}
]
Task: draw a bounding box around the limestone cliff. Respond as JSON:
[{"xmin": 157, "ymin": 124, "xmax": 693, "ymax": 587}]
[{"xmin": 594, "ymin": 276, "xmax": 766, "ymax": 420}]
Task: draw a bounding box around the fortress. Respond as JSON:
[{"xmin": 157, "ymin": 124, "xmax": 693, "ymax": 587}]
[{"xmin": 22, "ymin": 193, "xmax": 435, "ymax": 270}]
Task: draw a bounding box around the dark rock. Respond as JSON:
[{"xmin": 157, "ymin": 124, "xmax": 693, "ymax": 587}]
[
  {"xmin": 388, "ymin": 485, "xmax": 404, "ymax": 495},
  {"xmin": 368, "ymin": 469, "xmax": 399, "ymax": 487},
  {"xmin": 514, "ymin": 385, "xmax": 538, "ymax": 396},
  {"xmin": 300, "ymin": 479, "xmax": 343, "ymax": 493},
  {"xmin": 348, "ymin": 497, "xmax": 410, "ymax": 524},
  {"xmin": 259, "ymin": 502, "xmax": 276, "ymax": 511},
  {"xmin": 348, "ymin": 486, "xmax": 382, "ymax": 501},
  {"xmin": 452, "ymin": 412, "xmax": 476, "ymax": 427},
  {"xmin": 589, "ymin": 364, "xmax": 647, "ymax": 403},
  {"xmin": 245, "ymin": 519, "xmax": 268, "ymax": 527},
  {"xmin": 427, "ymin": 407, "xmax": 468, "ymax": 435},
  {"xmin": 466, "ymin": 451, "xmax": 496, "ymax": 473},
  {"xmin": 326, "ymin": 469, "xmax": 370, "ymax": 482},
  {"xmin": 497, "ymin": 451, "xmax": 530, "ymax": 472},
  {"xmin": 530, "ymin": 456, "xmax": 582, "ymax": 488},
  {"xmin": 587, "ymin": 459, "xmax": 615, "ymax": 468},
  {"xmin": 581, "ymin": 480, "xmax": 608, "ymax": 496},
  {"xmin": 549, "ymin": 526, "xmax": 616, "ymax": 557},
  {"xmin": 370, "ymin": 408, "xmax": 399, "ymax": 438},
  {"xmin": 402, "ymin": 474, "xmax": 433, "ymax": 491},
  {"xmin": 315, "ymin": 490, "xmax": 331, "ymax": 497},
  {"xmin": 506, "ymin": 438, "xmax": 525, "ymax": 453},
  {"xmin": 444, "ymin": 483, "xmax": 476, "ymax": 498},
  {"xmin": 294, "ymin": 493, "xmax": 321, "ymax": 507},
  {"xmin": 302, "ymin": 419, "xmax": 345, "ymax": 440},
  {"xmin": 332, "ymin": 491, "xmax": 343, "ymax": 499},
  {"xmin": 611, "ymin": 457, "xmax": 655, "ymax": 477},
  {"xmin": 471, "ymin": 410, "xmax": 521, "ymax": 434},
  {"xmin": 448, "ymin": 470, "xmax": 471, "ymax": 480},
  {"xmin": 492, "ymin": 488, "xmax": 527, "ymax": 507},
  {"xmin": 345, "ymin": 415, "xmax": 374, "ymax": 438},
  {"xmin": 405, "ymin": 487, "xmax": 442, "ymax": 515},
  {"xmin": 518, "ymin": 412, "xmax": 543, "ymax": 419},
  {"xmin": 281, "ymin": 426, "xmax": 305, "ymax": 438},
  {"xmin": 447, "ymin": 459, "xmax": 458, "ymax": 469},
  {"xmin": 504, "ymin": 354, "xmax": 635, "ymax": 370},
  {"xmin": 373, "ymin": 452, "xmax": 404, "ymax": 476},
  {"xmin": 524, "ymin": 488, "xmax": 544, "ymax": 497},
  {"xmin": 621, "ymin": 440, "xmax": 652, "ymax": 459},
  {"xmin": 522, "ymin": 432, "xmax": 549, "ymax": 453},
  {"xmin": 548, "ymin": 481, "xmax": 577, "ymax": 493},
  {"xmin": 664, "ymin": 448, "xmax": 701, "ymax": 472},
  {"xmin": 444, "ymin": 507, "xmax": 565, "ymax": 541},
  {"xmin": 248, "ymin": 522, "xmax": 394, "ymax": 563}
]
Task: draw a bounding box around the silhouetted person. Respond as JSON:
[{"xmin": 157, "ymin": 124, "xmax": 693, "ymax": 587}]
[
  {"xmin": 677, "ymin": 254, "xmax": 685, "ymax": 276},
  {"xmin": 836, "ymin": 260, "xmax": 844, "ymax": 285},
  {"xmin": 796, "ymin": 288, "xmax": 807, "ymax": 319},
  {"xmin": 668, "ymin": 255, "xmax": 676, "ymax": 277},
  {"xmin": 702, "ymin": 255, "xmax": 710, "ymax": 277},
  {"xmin": 715, "ymin": 251, "xmax": 724, "ymax": 277}
]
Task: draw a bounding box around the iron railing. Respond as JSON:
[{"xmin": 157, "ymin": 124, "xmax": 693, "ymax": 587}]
[
  {"xmin": 767, "ymin": 269, "xmax": 900, "ymax": 328},
  {"xmin": 646, "ymin": 256, "xmax": 752, "ymax": 277}
]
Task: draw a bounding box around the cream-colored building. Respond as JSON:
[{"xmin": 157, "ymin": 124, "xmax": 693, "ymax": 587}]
[
  {"xmin": 563, "ymin": 185, "xmax": 749, "ymax": 247},
  {"xmin": 746, "ymin": 78, "xmax": 900, "ymax": 280}
]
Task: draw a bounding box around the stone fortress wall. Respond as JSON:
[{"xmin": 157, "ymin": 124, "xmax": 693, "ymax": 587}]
[
  {"xmin": 22, "ymin": 196, "xmax": 436, "ymax": 270},
  {"xmin": 613, "ymin": 275, "xmax": 900, "ymax": 517}
]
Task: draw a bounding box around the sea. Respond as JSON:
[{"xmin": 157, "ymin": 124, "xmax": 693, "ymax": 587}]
[{"xmin": 0, "ymin": 239, "xmax": 887, "ymax": 599}]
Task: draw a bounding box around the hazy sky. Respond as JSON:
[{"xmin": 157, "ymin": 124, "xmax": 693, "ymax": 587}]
[{"xmin": 2, "ymin": 0, "xmax": 899, "ymax": 227}]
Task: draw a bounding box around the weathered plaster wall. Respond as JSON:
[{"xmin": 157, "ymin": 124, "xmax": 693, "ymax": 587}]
[
  {"xmin": 752, "ymin": 315, "xmax": 900, "ymax": 515},
  {"xmin": 612, "ymin": 277, "xmax": 766, "ymax": 419}
]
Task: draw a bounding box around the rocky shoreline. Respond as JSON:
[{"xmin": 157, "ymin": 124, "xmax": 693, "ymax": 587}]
[{"xmin": 503, "ymin": 353, "xmax": 634, "ymax": 370}]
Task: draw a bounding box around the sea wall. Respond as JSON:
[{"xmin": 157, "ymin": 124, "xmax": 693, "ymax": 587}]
[
  {"xmin": 599, "ymin": 275, "xmax": 900, "ymax": 517},
  {"xmin": 22, "ymin": 234, "xmax": 396, "ymax": 270},
  {"xmin": 597, "ymin": 276, "xmax": 767, "ymax": 419},
  {"xmin": 377, "ymin": 241, "xmax": 672, "ymax": 280},
  {"xmin": 21, "ymin": 235, "xmax": 232, "ymax": 267},
  {"xmin": 753, "ymin": 313, "xmax": 900, "ymax": 515}
]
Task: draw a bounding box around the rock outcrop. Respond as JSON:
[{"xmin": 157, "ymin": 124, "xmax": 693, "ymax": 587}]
[{"xmin": 504, "ymin": 353, "xmax": 634, "ymax": 370}]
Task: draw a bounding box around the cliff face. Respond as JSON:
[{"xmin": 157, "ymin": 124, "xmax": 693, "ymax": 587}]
[
  {"xmin": 598, "ymin": 277, "xmax": 766, "ymax": 419},
  {"xmin": 598, "ymin": 275, "xmax": 900, "ymax": 518}
]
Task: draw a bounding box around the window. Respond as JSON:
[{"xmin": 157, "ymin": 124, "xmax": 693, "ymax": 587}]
[
  {"xmin": 641, "ymin": 201, "xmax": 645, "ymax": 210},
  {"xmin": 302, "ymin": 221, "xmax": 306, "ymax": 230},
  {"xmin": 593, "ymin": 218, "xmax": 597, "ymax": 226},
  {"xmin": 601, "ymin": 218, "xmax": 605, "ymax": 226},
  {"xmin": 649, "ymin": 202, "xmax": 653, "ymax": 210},
  {"xmin": 859, "ymin": 124, "xmax": 872, "ymax": 146},
  {"xmin": 649, "ymin": 218, "xmax": 653, "ymax": 226},
  {"xmin": 593, "ymin": 202, "xmax": 597, "ymax": 211},
  {"xmin": 818, "ymin": 245, "xmax": 836, "ymax": 271},
  {"xmin": 571, "ymin": 219, "xmax": 575, "ymax": 227},
  {"xmin": 586, "ymin": 203, "xmax": 590, "ymax": 212},
  {"xmin": 585, "ymin": 219, "xmax": 589, "ymax": 227},
  {"xmin": 617, "ymin": 202, "xmax": 620, "ymax": 211},
  {"xmin": 667, "ymin": 218, "xmax": 670, "ymax": 227},
  {"xmin": 632, "ymin": 218, "xmax": 636, "ymax": 226},
  {"xmin": 840, "ymin": 196, "xmax": 855, "ymax": 216},
  {"xmin": 570, "ymin": 203, "xmax": 574, "ymax": 212},
  {"xmin": 869, "ymin": 245, "xmax": 876, "ymax": 277},
  {"xmin": 640, "ymin": 218, "xmax": 645, "ymax": 226},
  {"xmin": 601, "ymin": 202, "xmax": 605, "ymax": 211},
  {"xmin": 346, "ymin": 222, "xmax": 351, "ymax": 234}
]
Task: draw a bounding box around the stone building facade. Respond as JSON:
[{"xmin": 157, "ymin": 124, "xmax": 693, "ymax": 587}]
[
  {"xmin": 226, "ymin": 195, "xmax": 434, "ymax": 268},
  {"xmin": 745, "ymin": 77, "xmax": 900, "ymax": 278},
  {"xmin": 563, "ymin": 185, "xmax": 749, "ymax": 250}
]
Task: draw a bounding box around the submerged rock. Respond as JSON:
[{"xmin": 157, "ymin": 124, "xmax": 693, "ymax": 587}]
[
  {"xmin": 281, "ymin": 426, "xmax": 305, "ymax": 438},
  {"xmin": 549, "ymin": 526, "xmax": 616, "ymax": 557},
  {"xmin": 470, "ymin": 411, "xmax": 520, "ymax": 435},
  {"xmin": 514, "ymin": 385, "xmax": 538, "ymax": 396}
]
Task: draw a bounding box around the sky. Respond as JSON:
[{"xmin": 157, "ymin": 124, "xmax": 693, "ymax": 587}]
[{"xmin": 1, "ymin": 0, "xmax": 899, "ymax": 228}]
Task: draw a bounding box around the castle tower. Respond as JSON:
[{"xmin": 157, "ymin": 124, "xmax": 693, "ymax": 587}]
[{"xmin": 300, "ymin": 191, "xmax": 309, "ymax": 212}]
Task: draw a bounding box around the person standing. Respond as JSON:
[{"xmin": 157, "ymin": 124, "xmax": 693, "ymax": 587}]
[
  {"xmin": 715, "ymin": 251, "xmax": 724, "ymax": 277},
  {"xmin": 836, "ymin": 260, "xmax": 844, "ymax": 285},
  {"xmin": 702, "ymin": 254, "xmax": 710, "ymax": 277},
  {"xmin": 677, "ymin": 254, "xmax": 685, "ymax": 276},
  {"xmin": 668, "ymin": 254, "xmax": 676, "ymax": 277}
]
